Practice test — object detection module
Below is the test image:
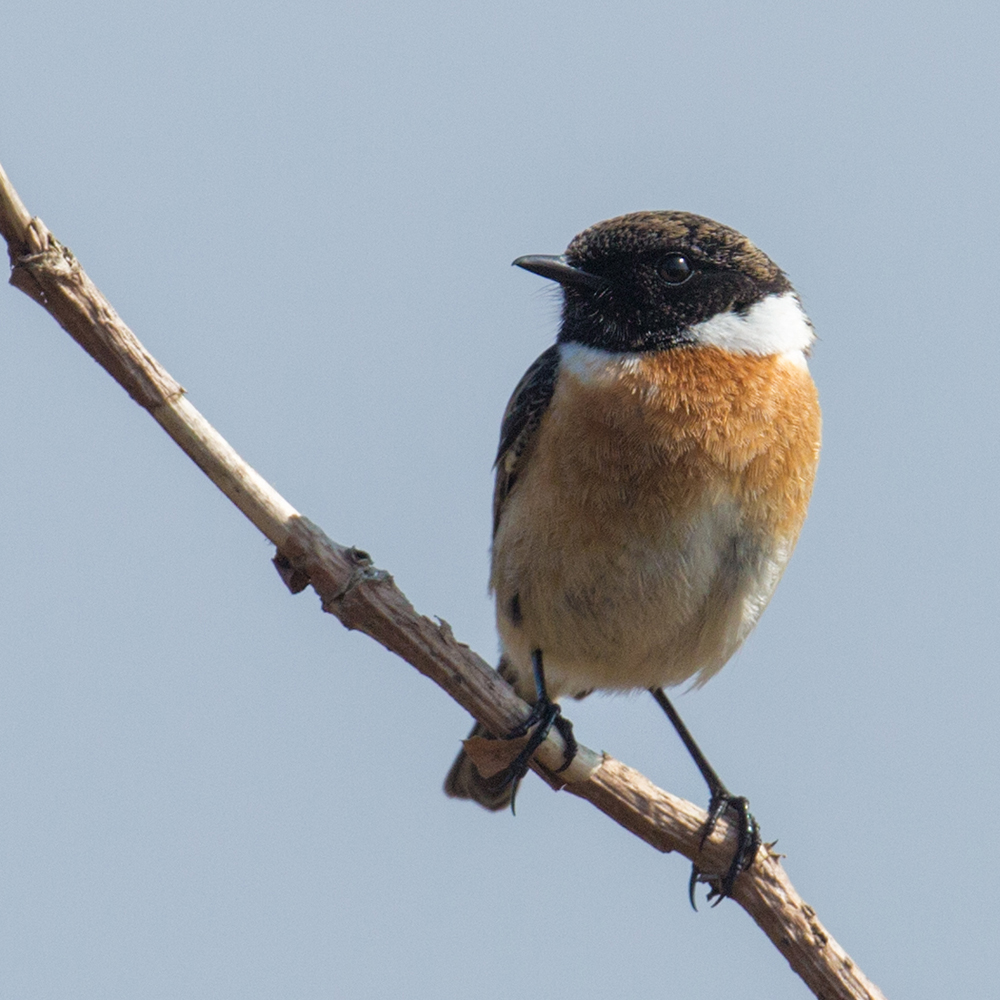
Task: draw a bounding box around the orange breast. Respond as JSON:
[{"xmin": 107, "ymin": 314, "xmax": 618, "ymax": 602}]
[{"xmin": 545, "ymin": 346, "xmax": 821, "ymax": 540}]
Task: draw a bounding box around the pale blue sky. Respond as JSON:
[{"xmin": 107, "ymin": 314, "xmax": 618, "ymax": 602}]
[{"xmin": 3, "ymin": 2, "xmax": 998, "ymax": 997}]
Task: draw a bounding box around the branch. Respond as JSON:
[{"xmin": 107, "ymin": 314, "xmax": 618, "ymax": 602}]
[{"xmin": 0, "ymin": 160, "xmax": 887, "ymax": 1000}]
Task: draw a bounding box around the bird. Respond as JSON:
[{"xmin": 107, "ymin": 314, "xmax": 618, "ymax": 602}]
[{"xmin": 444, "ymin": 211, "xmax": 821, "ymax": 899}]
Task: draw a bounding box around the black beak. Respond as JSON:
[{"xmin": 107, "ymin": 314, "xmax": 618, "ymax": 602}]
[{"xmin": 512, "ymin": 254, "xmax": 607, "ymax": 290}]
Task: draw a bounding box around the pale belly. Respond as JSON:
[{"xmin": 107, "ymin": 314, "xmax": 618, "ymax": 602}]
[{"xmin": 492, "ymin": 487, "xmax": 793, "ymax": 700}]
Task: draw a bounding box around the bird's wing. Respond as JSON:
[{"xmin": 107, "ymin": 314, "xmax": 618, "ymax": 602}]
[{"xmin": 492, "ymin": 344, "xmax": 561, "ymax": 537}]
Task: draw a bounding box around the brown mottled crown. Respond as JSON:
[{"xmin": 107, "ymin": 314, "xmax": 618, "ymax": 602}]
[{"xmin": 566, "ymin": 211, "xmax": 786, "ymax": 288}]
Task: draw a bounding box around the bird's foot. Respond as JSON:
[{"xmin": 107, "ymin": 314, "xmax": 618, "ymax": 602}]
[
  {"xmin": 689, "ymin": 792, "xmax": 761, "ymax": 908},
  {"xmin": 485, "ymin": 699, "xmax": 577, "ymax": 814}
]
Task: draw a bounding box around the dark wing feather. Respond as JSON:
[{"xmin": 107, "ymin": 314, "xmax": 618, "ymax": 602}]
[{"xmin": 492, "ymin": 344, "xmax": 560, "ymax": 537}]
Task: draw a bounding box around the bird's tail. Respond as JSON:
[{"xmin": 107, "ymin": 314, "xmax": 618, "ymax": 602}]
[
  {"xmin": 443, "ymin": 656, "xmax": 520, "ymax": 811},
  {"xmin": 442, "ymin": 719, "xmax": 513, "ymax": 812}
]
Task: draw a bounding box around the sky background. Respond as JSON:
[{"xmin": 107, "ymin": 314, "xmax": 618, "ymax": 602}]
[{"xmin": 2, "ymin": 2, "xmax": 998, "ymax": 998}]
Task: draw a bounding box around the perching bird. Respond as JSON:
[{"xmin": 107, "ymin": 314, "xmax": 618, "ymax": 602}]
[{"xmin": 445, "ymin": 211, "xmax": 821, "ymax": 898}]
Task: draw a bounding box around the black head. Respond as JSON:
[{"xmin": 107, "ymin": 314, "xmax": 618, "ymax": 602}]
[{"xmin": 514, "ymin": 211, "xmax": 793, "ymax": 353}]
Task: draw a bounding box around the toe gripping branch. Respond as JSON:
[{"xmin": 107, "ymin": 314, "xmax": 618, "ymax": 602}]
[
  {"xmin": 489, "ymin": 649, "xmax": 577, "ymax": 813},
  {"xmin": 693, "ymin": 789, "xmax": 761, "ymax": 907}
]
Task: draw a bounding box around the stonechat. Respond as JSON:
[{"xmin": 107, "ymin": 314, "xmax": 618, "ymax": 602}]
[{"xmin": 445, "ymin": 211, "xmax": 821, "ymax": 898}]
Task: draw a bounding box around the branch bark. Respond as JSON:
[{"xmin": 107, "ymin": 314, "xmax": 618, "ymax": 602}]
[{"xmin": 0, "ymin": 159, "xmax": 887, "ymax": 1000}]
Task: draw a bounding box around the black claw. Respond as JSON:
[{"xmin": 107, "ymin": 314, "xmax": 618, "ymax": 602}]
[
  {"xmin": 509, "ymin": 772, "xmax": 522, "ymax": 816},
  {"xmin": 688, "ymin": 867, "xmax": 700, "ymax": 911}
]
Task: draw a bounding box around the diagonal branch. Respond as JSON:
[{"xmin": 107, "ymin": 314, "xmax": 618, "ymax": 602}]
[{"xmin": 0, "ymin": 159, "xmax": 886, "ymax": 1000}]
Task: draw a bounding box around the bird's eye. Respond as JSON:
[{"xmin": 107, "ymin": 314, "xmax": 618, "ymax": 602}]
[{"xmin": 659, "ymin": 254, "xmax": 692, "ymax": 284}]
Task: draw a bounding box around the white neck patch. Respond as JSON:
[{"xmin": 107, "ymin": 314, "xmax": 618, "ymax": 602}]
[
  {"xmin": 689, "ymin": 290, "xmax": 814, "ymax": 362},
  {"xmin": 558, "ymin": 341, "xmax": 636, "ymax": 381}
]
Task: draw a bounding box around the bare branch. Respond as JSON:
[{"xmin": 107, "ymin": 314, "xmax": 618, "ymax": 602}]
[{"xmin": 0, "ymin": 160, "xmax": 887, "ymax": 1000}]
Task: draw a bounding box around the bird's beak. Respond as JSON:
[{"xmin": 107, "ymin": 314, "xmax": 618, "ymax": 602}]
[{"xmin": 512, "ymin": 254, "xmax": 607, "ymax": 290}]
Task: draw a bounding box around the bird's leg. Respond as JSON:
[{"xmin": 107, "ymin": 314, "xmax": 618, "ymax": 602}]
[
  {"xmin": 496, "ymin": 649, "xmax": 577, "ymax": 813},
  {"xmin": 650, "ymin": 687, "xmax": 761, "ymax": 906}
]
